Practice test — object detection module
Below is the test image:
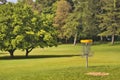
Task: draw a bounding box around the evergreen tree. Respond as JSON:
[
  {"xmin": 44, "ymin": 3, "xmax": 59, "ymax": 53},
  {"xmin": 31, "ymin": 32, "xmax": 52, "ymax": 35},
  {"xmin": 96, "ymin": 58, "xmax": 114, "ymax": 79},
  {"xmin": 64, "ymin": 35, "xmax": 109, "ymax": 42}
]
[{"xmin": 97, "ymin": 0, "xmax": 120, "ymax": 44}]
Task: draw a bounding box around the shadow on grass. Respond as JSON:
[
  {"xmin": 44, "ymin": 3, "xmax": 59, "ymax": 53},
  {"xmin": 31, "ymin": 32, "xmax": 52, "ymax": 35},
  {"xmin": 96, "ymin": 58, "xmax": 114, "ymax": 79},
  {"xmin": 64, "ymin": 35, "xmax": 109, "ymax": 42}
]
[{"xmin": 0, "ymin": 54, "xmax": 81, "ymax": 60}]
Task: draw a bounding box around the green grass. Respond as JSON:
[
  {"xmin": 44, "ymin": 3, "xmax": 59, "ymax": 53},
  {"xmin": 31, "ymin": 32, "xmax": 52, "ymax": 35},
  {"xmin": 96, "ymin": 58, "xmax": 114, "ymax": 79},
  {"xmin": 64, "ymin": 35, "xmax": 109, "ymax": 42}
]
[{"xmin": 0, "ymin": 43, "xmax": 120, "ymax": 80}]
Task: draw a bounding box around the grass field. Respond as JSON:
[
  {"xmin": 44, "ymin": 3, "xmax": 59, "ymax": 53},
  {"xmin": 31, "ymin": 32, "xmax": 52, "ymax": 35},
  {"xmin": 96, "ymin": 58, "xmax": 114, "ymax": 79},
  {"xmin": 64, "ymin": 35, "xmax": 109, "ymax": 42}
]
[{"xmin": 0, "ymin": 43, "xmax": 120, "ymax": 80}]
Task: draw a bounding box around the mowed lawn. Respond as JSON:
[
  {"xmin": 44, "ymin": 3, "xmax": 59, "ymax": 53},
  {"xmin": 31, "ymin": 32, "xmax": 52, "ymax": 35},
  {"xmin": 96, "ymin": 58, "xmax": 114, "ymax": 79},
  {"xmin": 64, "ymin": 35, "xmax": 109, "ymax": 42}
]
[{"xmin": 0, "ymin": 43, "xmax": 120, "ymax": 80}]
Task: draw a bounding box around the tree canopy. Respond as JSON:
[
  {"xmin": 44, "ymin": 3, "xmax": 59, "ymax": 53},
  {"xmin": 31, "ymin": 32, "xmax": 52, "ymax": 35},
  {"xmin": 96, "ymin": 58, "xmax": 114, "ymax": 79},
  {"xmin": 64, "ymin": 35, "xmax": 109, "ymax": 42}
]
[{"xmin": 0, "ymin": 2, "xmax": 57, "ymax": 57}]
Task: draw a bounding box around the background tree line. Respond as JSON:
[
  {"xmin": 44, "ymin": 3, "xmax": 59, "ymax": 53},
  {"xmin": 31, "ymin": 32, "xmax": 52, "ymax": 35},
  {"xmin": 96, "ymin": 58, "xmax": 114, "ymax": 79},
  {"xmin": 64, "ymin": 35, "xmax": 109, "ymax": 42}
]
[{"xmin": 0, "ymin": 0, "xmax": 120, "ymax": 57}]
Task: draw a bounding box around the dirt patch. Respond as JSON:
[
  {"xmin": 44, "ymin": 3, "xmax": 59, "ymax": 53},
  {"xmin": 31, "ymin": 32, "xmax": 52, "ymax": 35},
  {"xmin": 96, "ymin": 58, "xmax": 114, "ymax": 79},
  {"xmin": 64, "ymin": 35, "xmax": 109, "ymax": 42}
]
[{"xmin": 86, "ymin": 72, "xmax": 109, "ymax": 76}]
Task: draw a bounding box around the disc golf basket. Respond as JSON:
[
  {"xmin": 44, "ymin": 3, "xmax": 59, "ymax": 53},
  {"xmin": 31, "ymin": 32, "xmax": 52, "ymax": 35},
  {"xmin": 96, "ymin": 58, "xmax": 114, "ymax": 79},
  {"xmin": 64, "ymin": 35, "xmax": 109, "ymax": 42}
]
[{"xmin": 80, "ymin": 39, "xmax": 93, "ymax": 68}]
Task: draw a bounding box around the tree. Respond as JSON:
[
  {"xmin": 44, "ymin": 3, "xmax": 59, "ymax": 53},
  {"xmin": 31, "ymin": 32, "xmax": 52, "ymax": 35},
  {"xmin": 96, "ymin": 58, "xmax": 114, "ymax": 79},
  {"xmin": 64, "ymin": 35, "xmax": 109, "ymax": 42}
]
[
  {"xmin": 17, "ymin": 1, "xmax": 57, "ymax": 57},
  {"xmin": 63, "ymin": 13, "xmax": 80, "ymax": 45},
  {"xmin": 36, "ymin": 0, "xmax": 56, "ymax": 7},
  {"xmin": 97, "ymin": 0, "xmax": 120, "ymax": 44},
  {"xmin": 0, "ymin": 3, "xmax": 36, "ymax": 57},
  {"xmin": 62, "ymin": 0, "xmax": 83, "ymax": 45},
  {"xmin": 0, "ymin": 3, "xmax": 18, "ymax": 57},
  {"xmin": 0, "ymin": 2, "xmax": 57, "ymax": 57},
  {"xmin": 62, "ymin": 0, "xmax": 99, "ymax": 44},
  {"xmin": 54, "ymin": 0, "xmax": 72, "ymax": 41},
  {"xmin": 35, "ymin": 0, "xmax": 57, "ymax": 13},
  {"xmin": 14, "ymin": 3, "xmax": 39, "ymax": 57},
  {"xmin": 19, "ymin": 12, "xmax": 57, "ymax": 57},
  {"xmin": 81, "ymin": 0, "xmax": 100, "ymax": 39}
]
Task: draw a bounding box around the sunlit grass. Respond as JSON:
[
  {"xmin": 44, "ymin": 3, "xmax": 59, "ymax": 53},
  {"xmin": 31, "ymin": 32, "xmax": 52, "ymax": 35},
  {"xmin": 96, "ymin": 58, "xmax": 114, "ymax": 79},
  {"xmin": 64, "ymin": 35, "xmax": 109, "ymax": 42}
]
[{"xmin": 0, "ymin": 43, "xmax": 120, "ymax": 80}]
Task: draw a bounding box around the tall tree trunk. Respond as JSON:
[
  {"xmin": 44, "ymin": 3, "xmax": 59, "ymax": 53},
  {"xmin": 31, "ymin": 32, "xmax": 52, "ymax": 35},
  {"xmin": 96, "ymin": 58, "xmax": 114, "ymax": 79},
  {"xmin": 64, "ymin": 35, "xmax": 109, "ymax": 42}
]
[
  {"xmin": 65, "ymin": 38, "xmax": 68, "ymax": 44},
  {"xmin": 111, "ymin": 34, "xmax": 115, "ymax": 45},
  {"xmin": 73, "ymin": 33, "xmax": 77, "ymax": 45},
  {"xmin": 8, "ymin": 49, "xmax": 16, "ymax": 58},
  {"xmin": 100, "ymin": 36, "xmax": 103, "ymax": 41}
]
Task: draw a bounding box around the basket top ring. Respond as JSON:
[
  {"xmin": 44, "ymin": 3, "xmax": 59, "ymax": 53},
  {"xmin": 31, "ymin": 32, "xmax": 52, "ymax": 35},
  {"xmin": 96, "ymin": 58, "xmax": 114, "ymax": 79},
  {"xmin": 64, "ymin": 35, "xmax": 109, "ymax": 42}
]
[{"xmin": 80, "ymin": 39, "xmax": 93, "ymax": 43}]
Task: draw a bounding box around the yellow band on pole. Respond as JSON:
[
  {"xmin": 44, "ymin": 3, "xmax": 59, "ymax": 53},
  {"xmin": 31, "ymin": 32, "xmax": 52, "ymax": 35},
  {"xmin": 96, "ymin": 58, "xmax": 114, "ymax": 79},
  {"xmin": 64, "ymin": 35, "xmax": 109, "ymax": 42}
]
[{"xmin": 80, "ymin": 39, "xmax": 93, "ymax": 43}]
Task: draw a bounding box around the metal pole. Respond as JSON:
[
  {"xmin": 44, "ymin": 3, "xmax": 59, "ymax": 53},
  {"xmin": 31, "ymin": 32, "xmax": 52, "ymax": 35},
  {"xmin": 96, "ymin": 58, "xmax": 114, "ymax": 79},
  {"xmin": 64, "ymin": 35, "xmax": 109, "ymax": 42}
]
[
  {"xmin": 85, "ymin": 43, "xmax": 89, "ymax": 68},
  {"xmin": 86, "ymin": 54, "xmax": 88, "ymax": 68}
]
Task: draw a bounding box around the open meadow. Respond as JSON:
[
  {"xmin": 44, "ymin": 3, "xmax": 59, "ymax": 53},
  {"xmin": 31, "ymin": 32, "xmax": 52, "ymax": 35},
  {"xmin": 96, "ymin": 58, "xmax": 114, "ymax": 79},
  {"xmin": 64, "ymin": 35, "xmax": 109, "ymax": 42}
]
[{"xmin": 0, "ymin": 43, "xmax": 120, "ymax": 80}]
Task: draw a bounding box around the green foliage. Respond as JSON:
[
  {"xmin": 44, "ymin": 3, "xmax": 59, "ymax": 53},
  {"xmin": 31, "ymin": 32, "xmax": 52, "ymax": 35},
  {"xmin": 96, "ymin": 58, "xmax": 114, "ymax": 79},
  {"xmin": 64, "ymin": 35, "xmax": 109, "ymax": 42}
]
[
  {"xmin": 0, "ymin": 2, "xmax": 57, "ymax": 57},
  {"xmin": 54, "ymin": 0, "xmax": 72, "ymax": 39},
  {"xmin": 0, "ymin": 3, "xmax": 18, "ymax": 56},
  {"xmin": 96, "ymin": 0, "xmax": 120, "ymax": 44}
]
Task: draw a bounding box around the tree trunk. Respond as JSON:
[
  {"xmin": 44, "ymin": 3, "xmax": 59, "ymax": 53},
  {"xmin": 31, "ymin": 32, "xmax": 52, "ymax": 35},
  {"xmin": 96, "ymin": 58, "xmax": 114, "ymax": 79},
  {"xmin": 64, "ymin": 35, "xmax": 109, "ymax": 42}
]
[
  {"xmin": 111, "ymin": 34, "xmax": 115, "ymax": 45},
  {"xmin": 65, "ymin": 38, "xmax": 68, "ymax": 44},
  {"xmin": 25, "ymin": 48, "xmax": 34, "ymax": 57},
  {"xmin": 10, "ymin": 52, "xmax": 14, "ymax": 57},
  {"xmin": 26, "ymin": 49, "xmax": 29, "ymax": 57},
  {"xmin": 100, "ymin": 36, "xmax": 103, "ymax": 41},
  {"xmin": 73, "ymin": 33, "xmax": 77, "ymax": 45},
  {"xmin": 8, "ymin": 49, "xmax": 16, "ymax": 58}
]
